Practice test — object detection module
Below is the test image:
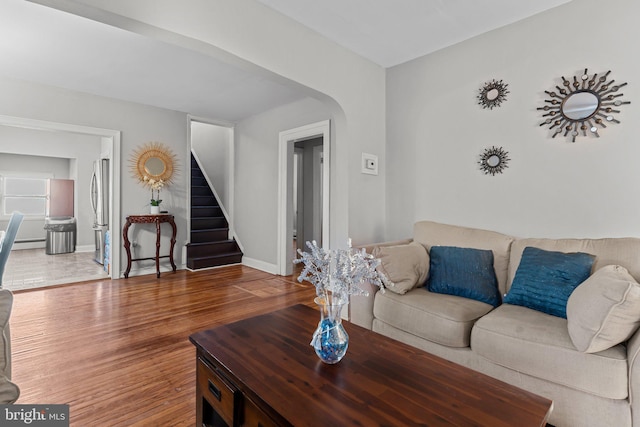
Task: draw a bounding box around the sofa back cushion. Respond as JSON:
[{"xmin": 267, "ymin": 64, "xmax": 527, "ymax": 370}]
[
  {"xmin": 413, "ymin": 221, "xmax": 514, "ymax": 295},
  {"xmin": 507, "ymin": 237, "xmax": 640, "ymax": 292}
]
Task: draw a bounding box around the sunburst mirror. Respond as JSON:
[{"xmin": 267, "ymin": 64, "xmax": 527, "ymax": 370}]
[
  {"xmin": 537, "ymin": 68, "xmax": 630, "ymax": 142},
  {"xmin": 478, "ymin": 79, "xmax": 509, "ymax": 110},
  {"xmin": 130, "ymin": 142, "xmax": 177, "ymax": 186},
  {"xmin": 479, "ymin": 146, "xmax": 510, "ymax": 176}
]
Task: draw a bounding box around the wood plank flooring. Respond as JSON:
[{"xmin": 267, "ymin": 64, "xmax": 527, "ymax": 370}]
[{"xmin": 10, "ymin": 265, "xmax": 316, "ymax": 426}]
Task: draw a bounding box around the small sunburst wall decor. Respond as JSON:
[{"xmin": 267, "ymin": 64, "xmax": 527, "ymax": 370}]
[
  {"xmin": 478, "ymin": 146, "xmax": 510, "ymax": 176},
  {"xmin": 537, "ymin": 68, "xmax": 630, "ymax": 142},
  {"xmin": 478, "ymin": 79, "xmax": 509, "ymax": 110}
]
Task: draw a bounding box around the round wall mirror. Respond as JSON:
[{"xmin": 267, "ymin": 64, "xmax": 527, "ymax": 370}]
[
  {"xmin": 144, "ymin": 157, "xmax": 166, "ymax": 176},
  {"xmin": 486, "ymin": 155, "xmax": 501, "ymax": 167},
  {"xmin": 562, "ymin": 91, "xmax": 599, "ymax": 120},
  {"xmin": 130, "ymin": 142, "xmax": 177, "ymax": 186},
  {"xmin": 478, "ymin": 146, "xmax": 510, "ymax": 176},
  {"xmin": 486, "ymin": 88, "xmax": 500, "ymax": 101},
  {"xmin": 538, "ymin": 68, "xmax": 630, "ymax": 142},
  {"xmin": 478, "ymin": 79, "xmax": 509, "ymax": 110}
]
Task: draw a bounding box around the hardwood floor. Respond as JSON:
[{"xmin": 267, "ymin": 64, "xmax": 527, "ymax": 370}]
[{"xmin": 10, "ymin": 265, "xmax": 315, "ymax": 426}]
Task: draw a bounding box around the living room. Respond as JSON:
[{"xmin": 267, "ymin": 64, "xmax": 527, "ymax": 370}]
[
  {"xmin": 1, "ymin": 0, "xmax": 639, "ymax": 425},
  {"xmin": 2, "ymin": 0, "xmax": 636, "ymax": 262}
]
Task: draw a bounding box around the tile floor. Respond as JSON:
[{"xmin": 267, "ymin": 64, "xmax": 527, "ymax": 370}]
[{"xmin": 3, "ymin": 248, "xmax": 109, "ymax": 291}]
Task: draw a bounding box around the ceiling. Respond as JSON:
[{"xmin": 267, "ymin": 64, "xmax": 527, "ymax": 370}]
[
  {"xmin": 0, "ymin": 0, "xmax": 571, "ymax": 122},
  {"xmin": 255, "ymin": 0, "xmax": 572, "ymax": 68},
  {"xmin": 0, "ymin": 0, "xmax": 303, "ymax": 122}
]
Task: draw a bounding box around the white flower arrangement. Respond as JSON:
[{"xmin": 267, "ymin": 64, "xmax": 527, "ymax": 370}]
[
  {"xmin": 294, "ymin": 240, "xmax": 391, "ymax": 308},
  {"xmin": 144, "ymin": 176, "xmax": 165, "ymax": 206}
]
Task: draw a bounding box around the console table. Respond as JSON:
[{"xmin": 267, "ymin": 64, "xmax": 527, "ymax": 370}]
[{"xmin": 123, "ymin": 214, "xmax": 177, "ymax": 278}]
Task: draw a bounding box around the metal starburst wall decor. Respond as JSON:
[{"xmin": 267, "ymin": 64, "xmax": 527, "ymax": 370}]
[
  {"xmin": 537, "ymin": 68, "xmax": 630, "ymax": 142},
  {"xmin": 478, "ymin": 146, "xmax": 510, "ymax": 176},
  {"xmin": 478, "ymin": 79, "xmax": 509, "ymax": 110}
]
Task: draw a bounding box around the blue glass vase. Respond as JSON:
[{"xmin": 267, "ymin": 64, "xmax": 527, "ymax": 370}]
[{"xmin": 311, "ymin": 298, "xmax": 349, "ymax": 364}]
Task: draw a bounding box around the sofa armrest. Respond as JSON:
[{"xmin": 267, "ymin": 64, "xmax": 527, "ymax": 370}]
[
  {"xmin": 349, "ymin": 281, "xmax": 379, "ymax": 330},
  {"xmin": 349, "ymin": 238, "xmax": 412, "ymax": 329},
  {"xmin": 627, "ymin": 329, "xmax": 640, "ymax": 426}
]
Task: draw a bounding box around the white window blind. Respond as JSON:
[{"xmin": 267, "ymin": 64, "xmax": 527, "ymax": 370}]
[{"xmin": 1, "ymin": 176, "xmax": 48, "ymax": 216}]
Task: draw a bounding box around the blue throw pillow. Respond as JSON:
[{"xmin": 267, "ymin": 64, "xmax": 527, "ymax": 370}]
[
  {"xmin": 503, "ymin": 246, "xmax": 595, "ymax": 318},
  {"xmin": 427, "ymin": 246, "xmax": 500, "ymax": 307}
]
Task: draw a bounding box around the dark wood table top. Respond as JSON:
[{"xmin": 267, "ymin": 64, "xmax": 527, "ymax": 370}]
[{"xmin": 190, "ymin": 304, "xmax": 552, "ymax": 426}]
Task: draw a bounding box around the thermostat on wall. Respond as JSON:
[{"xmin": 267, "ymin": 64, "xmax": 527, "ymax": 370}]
[{"xmin": 361, "ymin": 152, "xmax": 378, "ymax": 175}]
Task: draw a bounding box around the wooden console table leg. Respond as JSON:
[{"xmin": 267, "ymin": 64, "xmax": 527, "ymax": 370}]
[
  {"xmin": 155, "ymin": 219, "xmax": 161, "ymax": 278},
  {"xmin": 169, "ymin": 217, "xmax": 177, "ymax": 273},
  {"xmin": 122, "ymin": 214, "xmax": 175, "ymax": 279},
  {"xmin": 123, "ymin": 219, "xmax": 133, "ymax": 278}
]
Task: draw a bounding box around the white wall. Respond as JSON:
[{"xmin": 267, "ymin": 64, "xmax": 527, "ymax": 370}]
[
  {"xmin": 0, "ymin": 75, "xmax": 189, "ymax": 276},
  {"xmin": 191, "ymin": 122, "xmax": 232, "ymax": 217},
  {"xmin": 40, "ymin": 0, "xmax": 388, "ymax": 248},
  {"xmin": 386, "ymin": 0, "xmax": 640, "ymax": 240},
  {"xmin": 0, "ymin": 127, "xmax": 101, "ymax": 248},
  {"xmin": 235, "ymin": 97, "xmax": 331, "ymax": 267}
]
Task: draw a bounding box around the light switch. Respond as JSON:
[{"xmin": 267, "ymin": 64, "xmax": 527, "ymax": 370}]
[{"xmin": 361, "ymin": 153, "xmax": 378, "ymax": 175}]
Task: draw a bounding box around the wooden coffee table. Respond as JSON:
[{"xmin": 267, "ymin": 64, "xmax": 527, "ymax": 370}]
[{"xmin": 190, "ymin": 304, "xmax": 552, "ymax": 426}]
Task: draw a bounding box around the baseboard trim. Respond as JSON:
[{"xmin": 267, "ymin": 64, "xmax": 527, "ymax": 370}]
[{"xmin": 242, "ymin": 257, "xmax": 279, "ymax": 275}]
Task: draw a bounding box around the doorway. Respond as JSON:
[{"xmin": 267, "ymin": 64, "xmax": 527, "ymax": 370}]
[
  {"xmin": 293, "ymin": 137, "xmax": 323, "ymax": 256},
  {"xmin": 278, "ymin": 120, "xmax": 330, "ymax": 276},
  {"xmin": 0, "ymin": 115, "xmax": 121, "ymax": 288}
]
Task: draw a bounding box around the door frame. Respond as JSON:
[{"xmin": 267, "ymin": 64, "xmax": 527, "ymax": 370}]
[
  {"xmin": 278, "ymin": 120, "xmax": 330, "ymax": 276},
  {"xmin": 0, "ymin": 114, "xmax": 121, "ymax": 278}
]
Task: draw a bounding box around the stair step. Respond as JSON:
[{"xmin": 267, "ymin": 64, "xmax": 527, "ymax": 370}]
[
  {"xmin": 191, "ymin": 176, "xmax": 207, "ymax": 186},
  {"xmin": 187, "ymin": 240, "xmax": 240, "ymax": 258},
  {"xmin": 192, "ymin": 217, "xmax": 227, "ymax": 230},
  {"xmin": 191, "ymin": 185, "xmax": 213, "ymax": 197},
  {"xmin": 190, "ymin": 152, "xmax": 243, "ymax": 267},
  {"xmin": 191, "ymin": 228, "xmax": 229, "ymax": 243},
  {"xmin": 191, "ymin": 195, "xmax": 218, "ymax": 206},
  {"xmin": 187, "ymin": 252, "xmax": 243, "ymax": 270},
  {"xmin": 192, "ymin": 206, "xmax": 223, "ymax": 218}
]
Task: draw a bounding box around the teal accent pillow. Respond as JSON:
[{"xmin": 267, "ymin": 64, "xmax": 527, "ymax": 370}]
[
  {"xmin": 504, "ymin": 246, "xmax": 595, "ymax": 318},
  {"xmin": 427, "ymin": 246, "xmax": 500, "ymax": 307}
]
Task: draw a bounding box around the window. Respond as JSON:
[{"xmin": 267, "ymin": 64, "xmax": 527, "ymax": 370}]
[{"xmin": 1, "ymin": 175, "xmax": 48, "ymax": 216}]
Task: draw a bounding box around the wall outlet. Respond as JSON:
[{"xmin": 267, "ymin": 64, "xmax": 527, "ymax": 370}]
[{"xmin": 361, "ymin": 152, "xmax": 378, "ymax": 175}]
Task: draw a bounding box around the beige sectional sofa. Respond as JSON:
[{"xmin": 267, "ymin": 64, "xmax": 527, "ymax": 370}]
[{"xmin": 350, "ymin": 220, "xmax": 640, "ymax": 427}]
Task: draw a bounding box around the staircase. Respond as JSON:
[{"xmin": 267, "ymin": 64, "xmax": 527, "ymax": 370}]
[{"xmin": 186, "ymin": 154, "xmax": 243, "ymax": 270}]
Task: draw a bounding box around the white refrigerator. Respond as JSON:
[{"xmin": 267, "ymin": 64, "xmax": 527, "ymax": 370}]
[{"xmin": 91, "ymin": 159, "xmax": 110, "ymax": 265}]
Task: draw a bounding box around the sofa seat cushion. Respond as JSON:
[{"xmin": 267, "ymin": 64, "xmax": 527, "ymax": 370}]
[
  {"xmin": 373, "ymin": 287, "xmax": 495, "ymax": 348},
  {"xmin": 471, "ymin": 304, "xmax": 628, "ymax": 399}
]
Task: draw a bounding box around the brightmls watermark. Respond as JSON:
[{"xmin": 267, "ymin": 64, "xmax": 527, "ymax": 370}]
[{"xmin": 0, "ymin": 405, "xmax": 69, "ymax": 426}]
